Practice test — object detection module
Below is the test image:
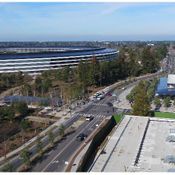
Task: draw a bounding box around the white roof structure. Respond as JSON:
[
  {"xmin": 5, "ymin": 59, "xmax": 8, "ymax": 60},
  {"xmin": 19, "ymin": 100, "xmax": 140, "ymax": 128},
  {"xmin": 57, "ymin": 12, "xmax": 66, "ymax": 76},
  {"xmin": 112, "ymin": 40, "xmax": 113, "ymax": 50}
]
[{"xmin": 167, "ymin": 74, "xmax": 175, "ymax": 85}]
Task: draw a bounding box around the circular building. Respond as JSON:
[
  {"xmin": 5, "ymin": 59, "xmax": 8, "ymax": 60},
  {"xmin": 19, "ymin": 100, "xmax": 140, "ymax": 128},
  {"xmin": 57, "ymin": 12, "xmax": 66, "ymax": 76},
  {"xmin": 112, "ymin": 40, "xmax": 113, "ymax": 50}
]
[{"xmin": 0, "ymin": 47, "xmax": 118, "ymax": 74}]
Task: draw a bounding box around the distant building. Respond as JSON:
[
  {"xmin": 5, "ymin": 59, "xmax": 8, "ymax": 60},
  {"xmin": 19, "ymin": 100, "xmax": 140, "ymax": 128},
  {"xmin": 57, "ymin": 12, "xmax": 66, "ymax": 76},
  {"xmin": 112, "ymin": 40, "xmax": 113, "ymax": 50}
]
[
  {"xmin": 167, "ymin": 74, "xmax": 175, "ymax": 89},
  {"xmin": 156, "ymin": 74, "xmax": 175, "ymax": 96},
  {"xmin": 147, "ymin": 43, "xmax": 155, "ymax": 46},
  {"xmin": 0, "ymin": 47, "xmax": 118, "ymax": 74}
]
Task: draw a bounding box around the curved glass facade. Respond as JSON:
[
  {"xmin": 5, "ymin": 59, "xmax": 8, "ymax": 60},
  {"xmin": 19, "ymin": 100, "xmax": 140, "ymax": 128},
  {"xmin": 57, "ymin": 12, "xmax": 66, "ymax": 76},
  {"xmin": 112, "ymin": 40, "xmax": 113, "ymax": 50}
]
[{"xmin": 0, "ymin": 48, "xmax": 118, "ymax": 73}]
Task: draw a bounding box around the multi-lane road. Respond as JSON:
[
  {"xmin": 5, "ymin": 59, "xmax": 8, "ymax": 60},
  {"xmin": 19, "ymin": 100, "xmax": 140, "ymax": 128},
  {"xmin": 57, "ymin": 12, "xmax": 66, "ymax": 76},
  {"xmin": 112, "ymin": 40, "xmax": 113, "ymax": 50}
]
[
  {"xmin": 1, "ymin": 73, "xmax": 157, "ymax": 172},
  {"xmin": 31, "ymin": 95, "xmax": 119, "ymax": 172},
  {"xmin": 31, "ymin": 82, "xmax": 137, "ymax": 172}
]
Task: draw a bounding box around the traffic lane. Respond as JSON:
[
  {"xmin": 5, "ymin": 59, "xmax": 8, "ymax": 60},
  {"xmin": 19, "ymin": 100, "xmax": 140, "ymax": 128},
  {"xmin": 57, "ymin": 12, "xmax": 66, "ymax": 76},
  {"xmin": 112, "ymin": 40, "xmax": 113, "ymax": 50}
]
[
  {"xmin": 31, "ymin": 119, "xmax": 89, "ymax": 172},
  {"xmin": 45, "ymin": 140, "xmax": 81, "ymax": 172},
  {"xmin": 43, "ymin": 117, "xmax": 101, "ymax": 172},
  {"xmin": 45, "ymin": 118, "xmax": 101, "ymax": 172},
  {"xmin": 87, "ymin": 105, "xmax": 114, "ymax": 116},
  {"xmin": 31, "ymin": 87, "xmax": 128, "ymax": 170},
  {"xmin": 7, "ymin": 114, "xmax": 84, "ymax": 170},
  {"xmin": 82, "ymin": 103, "xmax": 95, "ymax": 114}
]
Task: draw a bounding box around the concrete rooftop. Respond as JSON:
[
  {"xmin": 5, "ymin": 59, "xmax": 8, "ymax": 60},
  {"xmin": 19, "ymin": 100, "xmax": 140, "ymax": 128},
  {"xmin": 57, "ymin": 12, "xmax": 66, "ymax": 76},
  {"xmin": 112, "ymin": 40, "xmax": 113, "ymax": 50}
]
[{"xmin": 90, "ymin": 115, "xmax": 175, "ymax": 172}]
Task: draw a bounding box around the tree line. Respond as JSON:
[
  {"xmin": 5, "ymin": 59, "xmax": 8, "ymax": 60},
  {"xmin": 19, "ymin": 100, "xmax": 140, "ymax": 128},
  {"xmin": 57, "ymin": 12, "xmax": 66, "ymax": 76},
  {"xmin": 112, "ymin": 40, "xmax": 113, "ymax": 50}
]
[{"xmin": 19, "ymin": 45, "xmax": 167, "ymax": 104}]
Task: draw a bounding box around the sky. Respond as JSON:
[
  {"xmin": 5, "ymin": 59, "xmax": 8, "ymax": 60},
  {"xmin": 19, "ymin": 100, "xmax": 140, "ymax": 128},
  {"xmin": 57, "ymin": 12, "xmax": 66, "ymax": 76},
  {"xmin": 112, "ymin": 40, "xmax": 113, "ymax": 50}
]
[{"xmin": 0, "ymin": 2, "xmax": 175, "ymax": 41}]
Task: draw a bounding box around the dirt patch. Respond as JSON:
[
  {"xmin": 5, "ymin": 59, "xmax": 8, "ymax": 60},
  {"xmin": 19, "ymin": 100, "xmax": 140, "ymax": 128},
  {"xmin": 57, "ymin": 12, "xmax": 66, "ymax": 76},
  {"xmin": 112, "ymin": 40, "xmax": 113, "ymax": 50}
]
[
  {"xmin": 0, "ymin": 122, "xmax": 49, "ymax": 157},
  {"xmin": 0, "ymin": 121, "xmax": 20, "ymax": 143}
]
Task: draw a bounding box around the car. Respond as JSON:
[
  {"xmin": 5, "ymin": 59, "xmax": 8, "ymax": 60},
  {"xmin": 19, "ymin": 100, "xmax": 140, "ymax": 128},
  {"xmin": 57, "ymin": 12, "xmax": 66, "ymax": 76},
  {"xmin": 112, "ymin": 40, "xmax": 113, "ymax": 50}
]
[
  {"xmin": 107, "ymin": 102, "xmax": 113, "ymax": 107},
  {"xmin": 154, "ymin": 106, "xmax": 160, "ymax": 111},
  {"xmin": 112, "ymin": 93, "xmax": 117, "ymax": 97},
  {"xmin": 107, "ymin": 93, "xmax": 112, "ymax": 96},
  {"xmin": 76, "ymin": 133, "xmax": 87, "ymax": 141},
  {"xmin": 97, "ymin": 97, "xmax": 101, "ymax": 101},
  {"xmin": 86, "ymin": 116, "xmax": 94, "ymax": 121}
]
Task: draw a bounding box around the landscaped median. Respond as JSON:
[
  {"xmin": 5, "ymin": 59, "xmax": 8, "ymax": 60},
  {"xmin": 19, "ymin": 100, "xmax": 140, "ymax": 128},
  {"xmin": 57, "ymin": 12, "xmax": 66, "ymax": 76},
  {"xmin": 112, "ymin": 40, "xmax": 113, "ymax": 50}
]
[
  {"xmin": 113, "ymin": 114, "xmax": 123, "ymax": 124},
  {"xmin": 0, "ymin": 117, "xmax": 83, "ymax": 172}
]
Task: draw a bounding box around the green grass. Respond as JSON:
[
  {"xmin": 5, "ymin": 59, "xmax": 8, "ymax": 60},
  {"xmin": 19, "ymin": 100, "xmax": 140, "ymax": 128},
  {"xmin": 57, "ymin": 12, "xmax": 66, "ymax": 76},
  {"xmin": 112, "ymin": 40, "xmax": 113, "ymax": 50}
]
[
  {"xmin": 113, "ymin": 114, "xmax": 123, "ymax": 123},
  {"xmin": 154, "ymin": 112, "xmax": 175, "ymax": 119}
]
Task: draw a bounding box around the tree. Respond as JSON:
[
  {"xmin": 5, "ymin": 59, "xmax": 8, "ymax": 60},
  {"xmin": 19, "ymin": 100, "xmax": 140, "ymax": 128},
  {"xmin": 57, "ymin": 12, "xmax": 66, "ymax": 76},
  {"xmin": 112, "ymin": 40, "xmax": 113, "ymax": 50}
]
[
  {"xmin": 62, "ymin": 66, "xmax": 71, "ymax": 82},
  {"xmin": 77, "ymin": 61, "xmax": 91, "ymax": 87},
  {"xmin": 132, "ymin": 81, "xmax": 151, "ymax": 116},
  {"xmin": 141, "ymin": 46, "xmax": 159, "ymax": 74},
  {"xmin": 20, "ymin": 148, "xmax": 30, "ymax": 169},
  {"xmin": 4, "ymin": 106, "xmax": 15, "ymax": 123},
  {"xmin": 13, "ymin": 102, "xmax": 28, "ymax": 117},
  {"xmin": 20, "ymin": 120, "xmax": 30, "ymax": 142},
  {"xmin": 22, "ymin": 83, "xmax": 31, "ymax": 96},
  {"xmin": 20, "ymin": 119, "xmax": 30, "ymax": 131},
  {"xmin": 36, "ymin": 136, "xmax": 43, "ymax": 157},
  {"xmin": 59, "ymin": 124, "xmax": 65, "ymax": 137},
  {"xmin": 163, "ymin": 97, "xmax": 171, "ymax": 108},
  {"xmin": 48, "ymin": 130, "xmax": 54, "ymax": 147},
  {"xmin": 1, "ymin": 163, "xmax": 14, "ymax": 172},
  {"xmin": 89, "ymin": 57, "xmax": 101, "ymax": 86},
  {"xmin": 154, "ymin": 97, "xmax": 161, "ymax": 107},
  {"xmin": 42, "ymin": 78, "xmax": 52, "ymax": 94}
]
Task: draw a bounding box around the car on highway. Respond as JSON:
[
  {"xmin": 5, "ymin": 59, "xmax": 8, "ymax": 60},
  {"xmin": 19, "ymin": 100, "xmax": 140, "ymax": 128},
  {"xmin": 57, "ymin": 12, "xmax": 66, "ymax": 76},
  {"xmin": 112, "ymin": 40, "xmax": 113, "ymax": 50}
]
[
  {"xmin": 112, "ymin": 93, "xmax": 117, "ymax": 97},
  {"xmin": 86, "ymin": 115, "xmax": 94, "ymax": 121},
  {"xmin": 107, "ymin": 93, "xmax": 112, "ymax": 96},
  {"xmin": 76, "ymin": 133, "xmax": 88, "ymax": 141},
  {"xmin": 107, "ymin": 102, "xmax": 113, "ymax": 107}
]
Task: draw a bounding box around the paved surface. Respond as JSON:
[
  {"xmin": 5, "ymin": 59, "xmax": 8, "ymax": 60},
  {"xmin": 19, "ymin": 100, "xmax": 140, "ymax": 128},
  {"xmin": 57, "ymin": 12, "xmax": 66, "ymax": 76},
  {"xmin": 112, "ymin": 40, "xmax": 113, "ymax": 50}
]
[
  {"xmin": 70, "ymin": 142, "xmax": 91, "ymax": 172},
  {"xmin": 90, "ymin": 115, "xmax": 149, "ymax": 172},
  {"xmin": 113, "ymin": 85, "xmax": 135, "ymax": 110},
  {"xmin": 31, "ymin": 116, "xmax": 102, "ymax": 172},
  {"xmin": 30, "ymin": 87, "xmax": 129, "ymax": 172},
  {"xmin": 90, "ymin": 115, "xmax": 175, "ymax": 172}
]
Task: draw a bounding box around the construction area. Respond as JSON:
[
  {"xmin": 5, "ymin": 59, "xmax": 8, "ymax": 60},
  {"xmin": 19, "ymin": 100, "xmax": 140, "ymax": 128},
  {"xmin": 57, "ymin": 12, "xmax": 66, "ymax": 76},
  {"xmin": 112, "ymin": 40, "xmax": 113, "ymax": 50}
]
[{"xmin": 89, "ymin": 115, "xmax": 175, "ymax": 172}]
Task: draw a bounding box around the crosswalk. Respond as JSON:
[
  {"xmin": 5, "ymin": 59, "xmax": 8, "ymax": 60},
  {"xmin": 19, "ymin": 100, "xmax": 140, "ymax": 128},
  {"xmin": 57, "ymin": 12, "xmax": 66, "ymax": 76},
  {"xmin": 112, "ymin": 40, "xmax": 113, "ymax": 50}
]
[
  {"xmin": 76, "ymin": 113, "xmax": 108, "ymax": 119},
  {"xmin": 91, "ymin": 103, "xmax": 109, "ymax": 107}
]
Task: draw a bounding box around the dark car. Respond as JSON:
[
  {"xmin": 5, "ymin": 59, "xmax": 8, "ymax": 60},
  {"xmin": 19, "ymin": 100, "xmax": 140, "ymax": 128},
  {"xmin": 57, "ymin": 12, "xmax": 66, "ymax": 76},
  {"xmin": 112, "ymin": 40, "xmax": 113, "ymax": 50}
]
[
  {"xmin": 154, "ymin": 106, "xmax": 160, "ymax": 112},
  {"xmin": 76, "ymin": 133, "xmax": 88, "ymax": 141},
  {"xmin": 107, "ymin": 102, "xmax": 113, "ymax": 107},
  {"xmin": 107, "ymin": 93, "xmax": 112, "ymax": 96}
]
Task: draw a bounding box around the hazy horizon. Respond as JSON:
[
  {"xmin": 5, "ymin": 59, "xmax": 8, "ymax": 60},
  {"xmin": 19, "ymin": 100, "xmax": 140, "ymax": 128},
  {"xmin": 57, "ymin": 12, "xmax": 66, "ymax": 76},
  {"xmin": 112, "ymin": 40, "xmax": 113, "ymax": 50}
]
[{"xmin": 1, "ymin": 2, "xmax": 175, "ymax": 41}]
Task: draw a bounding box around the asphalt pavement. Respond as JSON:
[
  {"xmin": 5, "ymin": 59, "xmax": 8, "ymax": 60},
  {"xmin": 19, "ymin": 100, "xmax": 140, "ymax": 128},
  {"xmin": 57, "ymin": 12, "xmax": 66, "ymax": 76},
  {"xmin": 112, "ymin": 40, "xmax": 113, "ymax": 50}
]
[{"xmin": 31, "ymin": 94, "xmax": 122, "ymax": 172}]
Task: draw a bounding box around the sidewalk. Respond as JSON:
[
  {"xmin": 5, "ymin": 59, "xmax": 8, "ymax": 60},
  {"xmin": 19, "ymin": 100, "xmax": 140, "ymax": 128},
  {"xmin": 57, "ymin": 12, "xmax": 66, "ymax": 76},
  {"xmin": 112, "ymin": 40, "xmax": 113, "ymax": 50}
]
[{"xmin": 71, "ymin": 142, "xmax": 91, "ymax": 172}]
